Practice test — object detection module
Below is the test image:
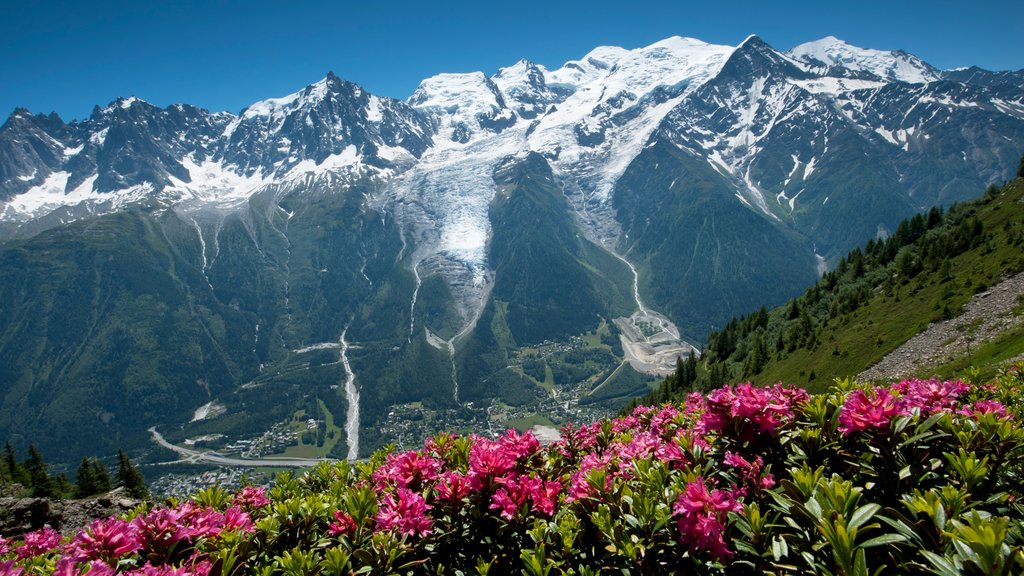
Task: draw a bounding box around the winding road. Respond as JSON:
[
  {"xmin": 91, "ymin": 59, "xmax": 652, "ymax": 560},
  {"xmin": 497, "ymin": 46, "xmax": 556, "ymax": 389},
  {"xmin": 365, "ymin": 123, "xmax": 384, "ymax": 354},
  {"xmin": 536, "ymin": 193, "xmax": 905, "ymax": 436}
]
[{"xmin": 149, "ymin": 427, "xmax": 335, "ymax": 468}]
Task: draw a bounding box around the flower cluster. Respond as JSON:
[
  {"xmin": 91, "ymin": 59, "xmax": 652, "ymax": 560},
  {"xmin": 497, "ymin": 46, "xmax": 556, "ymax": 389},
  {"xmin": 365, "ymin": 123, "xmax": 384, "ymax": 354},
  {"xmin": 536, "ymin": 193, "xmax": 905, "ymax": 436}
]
[
  {"xmin": 674, "ymin": 478, "xmax": 743, "ymax": 560},
  {"xmin": 839, "ymin": 378, "xmax": 1010, "ymax": 434},
  {"xmin": 1, "ymin": 374, "xmax": 1020, "ymax": 575},
  {"xmin": 699, "ymin": 383, "xmax": 808, "ymax": 440}
]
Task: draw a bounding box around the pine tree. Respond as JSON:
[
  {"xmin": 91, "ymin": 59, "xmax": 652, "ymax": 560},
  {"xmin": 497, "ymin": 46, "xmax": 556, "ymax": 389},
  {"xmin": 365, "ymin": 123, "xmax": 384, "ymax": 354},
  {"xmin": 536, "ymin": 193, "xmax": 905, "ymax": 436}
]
[
  {"xmin": 116, "ymin": 450, "xmax": 149, "ymax": 499},
  {"xmin": 4, "ymin": 444, "xmax": 29, "ymax": 488},
  {"xmin": 92, "ymin": 459, "xmax": 112, "ymax": 494},
  {"xmin": 1017, "ymin": 153, "xmax": 1024, "ymax": 179},
  {"xmin": 25, "ymin": 445, "xmax": 55, "ymax": 498},
  {"xmin": 75, "ymin": 458, "xmax": 97, "ymax": 498}
]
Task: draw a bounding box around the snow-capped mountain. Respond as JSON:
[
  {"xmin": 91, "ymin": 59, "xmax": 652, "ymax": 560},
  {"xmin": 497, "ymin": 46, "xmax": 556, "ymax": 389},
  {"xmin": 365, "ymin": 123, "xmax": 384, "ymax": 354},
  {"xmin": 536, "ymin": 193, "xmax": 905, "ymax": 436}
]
[{"xmin": 1, "ymin": 35, "xmax": 1023, "ymax": 466}]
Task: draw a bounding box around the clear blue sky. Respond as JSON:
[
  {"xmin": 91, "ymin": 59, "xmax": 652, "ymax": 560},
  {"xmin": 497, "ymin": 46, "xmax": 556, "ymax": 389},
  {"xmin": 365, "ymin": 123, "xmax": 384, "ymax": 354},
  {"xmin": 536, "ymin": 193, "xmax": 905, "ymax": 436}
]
[{"xmin": 3, "ymin": 0, "xmax": 1022, "ymax": 122}]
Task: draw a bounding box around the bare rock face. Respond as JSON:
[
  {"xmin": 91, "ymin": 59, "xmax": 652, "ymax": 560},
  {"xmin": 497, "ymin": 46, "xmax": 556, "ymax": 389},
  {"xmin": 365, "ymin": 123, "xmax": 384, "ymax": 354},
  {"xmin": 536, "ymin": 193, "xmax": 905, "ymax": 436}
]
[{"xmin": 0, "ymin": 488, "xmax": 142, "ymax": 537}]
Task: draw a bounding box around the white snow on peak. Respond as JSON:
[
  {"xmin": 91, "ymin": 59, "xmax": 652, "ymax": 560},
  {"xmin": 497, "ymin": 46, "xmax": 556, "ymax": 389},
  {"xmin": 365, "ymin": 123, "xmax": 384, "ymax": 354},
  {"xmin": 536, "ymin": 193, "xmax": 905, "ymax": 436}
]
[
  {"xmin": 789, "ymin": 36, "xmax": 939, "ymax": 84},
  {"xmin": 240, "ymin": 90, "xmax": 301, "ymax": 121},
  {"xmin": 119, "ymin": 96, "xmax": 139, "ymax": 109},
  {"xmin": 410, "ymin": 73, "xmax": 503, "ymax": 119},
  {"xmin": 237, "ymin": 74, "xmax": 341, "ymax": 122},
  {"xmin": 547, "ymin": 36, "xmax": 730, "ymax": 96},
  {"xmin": 491, "ymin": 60, "xmax": 549, "ymax": 99}
]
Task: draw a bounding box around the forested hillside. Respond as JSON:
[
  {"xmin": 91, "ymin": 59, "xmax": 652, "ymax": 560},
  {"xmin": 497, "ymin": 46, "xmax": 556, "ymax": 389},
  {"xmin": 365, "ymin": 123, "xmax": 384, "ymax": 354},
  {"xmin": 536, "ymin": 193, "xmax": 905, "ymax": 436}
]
[{"xmin": 642, "ymin": 166, "xmax": 1024, "ymax": 404}]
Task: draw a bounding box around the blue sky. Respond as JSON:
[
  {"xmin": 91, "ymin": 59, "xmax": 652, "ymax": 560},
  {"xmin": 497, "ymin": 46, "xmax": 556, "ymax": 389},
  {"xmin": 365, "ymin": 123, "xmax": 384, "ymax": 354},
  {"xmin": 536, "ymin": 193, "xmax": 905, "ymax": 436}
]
[{"xmin": 3, "ymin": 0, "xmax": 1022, "ymax": 121}]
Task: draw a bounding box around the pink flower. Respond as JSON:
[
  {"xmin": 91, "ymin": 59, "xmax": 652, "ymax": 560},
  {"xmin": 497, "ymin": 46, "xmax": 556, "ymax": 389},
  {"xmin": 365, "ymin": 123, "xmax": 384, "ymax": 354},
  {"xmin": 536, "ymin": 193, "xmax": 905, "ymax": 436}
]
[
  {"xmin": 222, "ymin": 506, "xmax": 253, "ymax": 533},
  {"xmin": 566, "ymin": 453, "xmax": 613, "ymax": 503},
  {"xmin": 328, "ymin": 510, "xmax": 356, "ymax": 537},
  {"xmin": 0, "ymin": 560, "xmax": 25, "ymax": 576},
  {"xmin": 232, "ymin": 486, "xmax": 270, "ymax": 510},
  {"xmin": 838, "ymin": 388, "xmax": 905, "ymax": 434},
  {"xmin": 701, "ymin": 383, "xmax": 806, "ymax": 440},
  {"xmin": 488, "ymin": 475, "xmax": 561, "ymax": 520},
  {"xmin": 435, "ymin": 471, "xmax": 472, "ymax": 502},
  {"xmin": 674, "ymin": 478, "xmax": 742, "ymax": 560},
  {"xmin": 376, "ymin": 487, "xmax": 432, "ymax": 537},
  {"xmin": 130, "ymin": 506, "xmax": 195, "ymax": 551},
  {"xmin": 532, "ymin": 479, "xmax": 561, "ymax": 517},
  {"xmin": 15, "ymin": 526, "xmax": 62, "ymax": 558},
  {"xmin": 497, "ymin": 429, "xmax": 541, "ymax": 461},
  {"xmin": 373, "ymin": 450, "xmax": 442, "ymax": 491},
  {"xmin": 468, "ymin": 437, "xmax": 516, "ymax": 490},
  {"xmin": 723, "ymin": 452, "xmax": 773, "ymax": 493},
  {"xmin": 895, "ymin": 378, "xmax": 969, "ymax": 414},
  {"xmin": 66, "ymin": 517, "xmax": 142, "ymax": 563},
  {"xmin": 649, "ymin": 404, "xmax": 681, "ymax": 437},
  {"xmin": 959, "ymin": 400, "xmax": 1011, "ymax": 419}
]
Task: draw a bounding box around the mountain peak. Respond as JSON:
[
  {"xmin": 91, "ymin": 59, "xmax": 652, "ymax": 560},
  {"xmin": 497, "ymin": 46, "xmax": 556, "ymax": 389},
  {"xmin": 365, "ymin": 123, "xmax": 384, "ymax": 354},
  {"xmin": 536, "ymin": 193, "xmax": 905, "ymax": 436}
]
[{"xmin": 789, "ymin": 37, "xmax": 939, "ymax": 83}]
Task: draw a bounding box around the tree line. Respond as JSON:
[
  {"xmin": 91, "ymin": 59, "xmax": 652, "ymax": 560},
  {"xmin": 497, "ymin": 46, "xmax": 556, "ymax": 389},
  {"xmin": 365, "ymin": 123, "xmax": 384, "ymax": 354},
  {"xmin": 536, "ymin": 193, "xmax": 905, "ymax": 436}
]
[
  {"xmin": 1, "ymin": 443, "xmax": 148, "ymax": 500},
  {"xmin": 630, "ymin": 154, "xmax": 1024, "ymax": 409}
]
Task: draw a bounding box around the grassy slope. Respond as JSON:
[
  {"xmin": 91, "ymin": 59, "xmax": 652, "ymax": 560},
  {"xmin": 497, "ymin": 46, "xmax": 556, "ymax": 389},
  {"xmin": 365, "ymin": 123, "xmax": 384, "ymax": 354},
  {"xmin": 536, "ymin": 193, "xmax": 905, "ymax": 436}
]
[{"xmin": 754, "ymin": 179, "xmax": 1024, "ymax": 390}]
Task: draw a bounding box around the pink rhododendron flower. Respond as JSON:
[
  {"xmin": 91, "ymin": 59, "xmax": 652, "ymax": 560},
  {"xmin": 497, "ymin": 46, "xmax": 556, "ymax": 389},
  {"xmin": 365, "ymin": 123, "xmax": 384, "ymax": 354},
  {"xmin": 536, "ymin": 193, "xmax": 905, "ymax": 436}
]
[
  {"xmin": 468, "ymin": 437, "xmax": 516, "ymax": 490},
  {"xmin": 489, "ymin": 475, "xmax": 561, "ymax": 520},
  {"xmin": 222, "ymin": 506, "xmax": 253, "ymax": 533},
  {"xmin": 959, "ymin": 400, "xmax": 1011, "ymax": 419},
  {"xmin": 0, "ymin": 560, "xmax": 25, "ymax": 576},
  {"xmin": 66, "ymin": 517, "xmax": 142, "ymax": 562},
  {"xmin": 497, "ymin": 429, "xmax": 541, "ymax": 461},
  {"xmin": 435, "ymin": 471, "xmax": 472, "ymax": 502},
  {"xmin": 649, "ymin": 404, "xmax": 681, "ymax": 437},
  {"xmin": 566, "ymin": 452, "xmax": 613, "ymax": 502},
  {"xmin": 723, "ymin": 452, "xmax": 774, "ymax": 493},
  {"xmin": 232, "ymin": 486, "xmax": 270, "ymax": 510},
  {"xmin": 328, "ymin": 510, "xmax": 356, "ymax": 537},
  {"xmin": 373, "ymin": 450, "xmax": 442, "ymax": 491},
  {"xmin": 376, "ymin": 487, "xmax": 432, "ymax": 537},
  {"xmin": 674, "ymin": 478, "xmax": 742, "ymax": 560},
  {"xmin": 838, "ymin": 388, "xmax": 905, "ymax": 434},
  {"xmin": 701, "ymin": 383, "xmax": 806, "ymax": 440},
  {"xmin": 16, "ymin": 526, "xmax": 62, "ymax": 558},
  {"xmin": 130, "ymin": 506, "xmax": 194, "ymax": 550},
  {"xmin": 894, "ymin": 378, "xmax": 969, "ymax": 414}
]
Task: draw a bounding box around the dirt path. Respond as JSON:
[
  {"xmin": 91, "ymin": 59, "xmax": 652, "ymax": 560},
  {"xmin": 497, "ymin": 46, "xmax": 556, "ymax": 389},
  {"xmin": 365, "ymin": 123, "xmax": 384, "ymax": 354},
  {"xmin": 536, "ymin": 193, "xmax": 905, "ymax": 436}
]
[{"xmin": 858, "ymin": 271, "xmax": 1024, "ymax": 381}]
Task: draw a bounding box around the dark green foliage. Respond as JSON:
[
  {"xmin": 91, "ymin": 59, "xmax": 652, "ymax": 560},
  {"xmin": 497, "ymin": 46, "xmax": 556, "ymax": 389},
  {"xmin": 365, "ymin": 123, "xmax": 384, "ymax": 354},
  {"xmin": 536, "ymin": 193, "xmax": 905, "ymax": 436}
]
[
  {"xmin": 641, "ymin": 178, "xmax": 1024, "ymax": 404},
  {"xmin": 1018, "ymin": 153, "xmax": 1024, "ymax": 179},
  {"xmin": 116, "ymin": 449, "xmax": 149, "ymax": 499},
  {"xmin": 25, "ymin": 445, "xmax": 55, "ymax": 498},
  {"xmin": 489, "ymin": 153, "xmax": 632, "ymax": 345},
  {"xmin": 75, "ymin": 457, "xmax": 112, "ymax": 498}
]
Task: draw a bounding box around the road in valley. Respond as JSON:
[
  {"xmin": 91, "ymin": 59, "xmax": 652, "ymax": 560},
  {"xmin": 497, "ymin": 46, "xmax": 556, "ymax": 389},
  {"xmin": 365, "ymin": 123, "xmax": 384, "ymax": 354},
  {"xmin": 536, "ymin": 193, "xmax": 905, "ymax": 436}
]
[{"xmin": 149, "ymin": 427, "xmax": 335, "ymax": 468}]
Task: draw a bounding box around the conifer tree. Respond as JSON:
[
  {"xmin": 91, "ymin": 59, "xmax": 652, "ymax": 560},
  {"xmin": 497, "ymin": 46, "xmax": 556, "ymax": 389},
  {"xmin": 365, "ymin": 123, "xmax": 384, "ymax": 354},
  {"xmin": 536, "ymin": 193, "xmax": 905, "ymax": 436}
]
[
  {"xmin": 76, "ymin": 458, "xmax": 96, "ymax": 498},
  {"xmin": 92, "ymin": 459, "xmax": 112, "ymax": 494},
  {"xmin": 116, "ymin": 450, "xmax": 149, "ymax": 499},
  {"xmin": 26, "ymin": 445, "xmax": 55, "ymax": 497},
  {"xmin": 3, "ymin": 443, "xmax": 26, "ymax": 486}
]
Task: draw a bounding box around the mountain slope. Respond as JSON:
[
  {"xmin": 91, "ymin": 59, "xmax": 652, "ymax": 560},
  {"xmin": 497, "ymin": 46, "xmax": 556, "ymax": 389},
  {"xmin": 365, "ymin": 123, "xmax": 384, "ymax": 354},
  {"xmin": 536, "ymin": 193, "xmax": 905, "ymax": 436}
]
[
  {"xmin": 642, "ymin": 175, "xmax": 1024, "ymax": 405},
  {"xmin": 1, "ymin": 35, "xmax": 1023, "ymax": 468}
]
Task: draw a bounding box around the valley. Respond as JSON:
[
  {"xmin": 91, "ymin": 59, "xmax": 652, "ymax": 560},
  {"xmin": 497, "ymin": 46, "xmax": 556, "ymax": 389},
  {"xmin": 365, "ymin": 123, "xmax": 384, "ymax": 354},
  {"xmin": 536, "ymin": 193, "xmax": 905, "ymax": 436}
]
[{"xmin": 0, "ymin": 33, "xmax": 1022, "ymax": 480}]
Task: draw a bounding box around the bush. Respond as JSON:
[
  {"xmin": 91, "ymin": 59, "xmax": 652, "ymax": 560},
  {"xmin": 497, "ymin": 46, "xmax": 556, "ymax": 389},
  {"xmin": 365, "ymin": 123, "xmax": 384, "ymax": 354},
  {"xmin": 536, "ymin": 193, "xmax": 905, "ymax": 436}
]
[{"xmin": 3, "ymin": 366, "xmax": 1023, "ymax": 574}]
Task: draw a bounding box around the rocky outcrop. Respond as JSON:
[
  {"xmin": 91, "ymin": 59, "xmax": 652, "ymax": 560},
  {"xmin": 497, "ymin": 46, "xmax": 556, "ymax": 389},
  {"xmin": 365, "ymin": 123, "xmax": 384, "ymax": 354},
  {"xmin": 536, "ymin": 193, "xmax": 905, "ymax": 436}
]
[
  {"xmin": 859, "ymin": 271, "xmax": 1024, "ymax": 381},
  {"xmin": 0, "ymin": 488, "xmax": 141, "ymax": 537}
]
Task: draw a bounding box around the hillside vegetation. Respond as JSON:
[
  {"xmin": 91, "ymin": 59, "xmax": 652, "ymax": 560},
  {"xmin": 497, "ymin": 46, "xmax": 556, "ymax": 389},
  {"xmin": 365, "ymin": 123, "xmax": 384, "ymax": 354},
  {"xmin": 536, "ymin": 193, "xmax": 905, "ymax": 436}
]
[{"xmin": 643, "ymin": 173, "xmax": 1024, "ymax": 405}]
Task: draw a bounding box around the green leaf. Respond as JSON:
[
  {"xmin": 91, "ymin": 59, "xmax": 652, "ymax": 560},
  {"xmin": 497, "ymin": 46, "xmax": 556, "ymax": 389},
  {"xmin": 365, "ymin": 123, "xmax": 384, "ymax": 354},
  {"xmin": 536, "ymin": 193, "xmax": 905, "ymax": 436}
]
[
  {"xmin": 849, "ymin": 503, "xmax": 881, "ymax": 530},
  {"xmin": 859, "ymin": 533, "xmax": 907, "ymax": 548}
]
